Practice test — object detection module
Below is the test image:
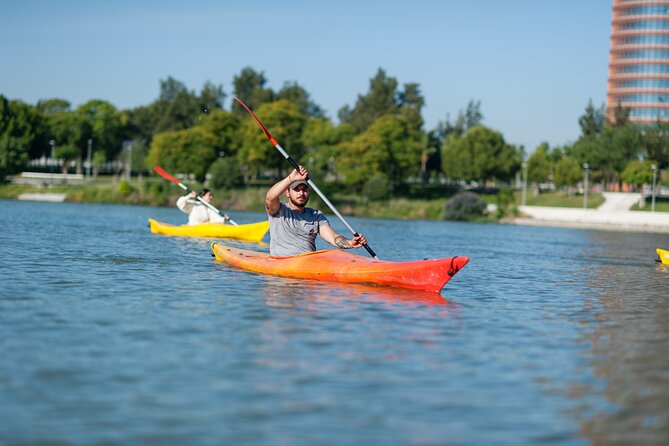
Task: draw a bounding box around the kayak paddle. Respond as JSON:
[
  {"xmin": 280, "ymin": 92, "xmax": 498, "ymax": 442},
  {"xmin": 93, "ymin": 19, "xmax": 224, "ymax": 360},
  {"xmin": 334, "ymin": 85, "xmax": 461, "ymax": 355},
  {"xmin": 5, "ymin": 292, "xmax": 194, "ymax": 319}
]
[
  {"xmin": 153, "ymin": 165, "xmax": 238, "ymax": 226},
  {"xmin": 234, "ymin": 96, "xmax": 378, "ymax": 259}
]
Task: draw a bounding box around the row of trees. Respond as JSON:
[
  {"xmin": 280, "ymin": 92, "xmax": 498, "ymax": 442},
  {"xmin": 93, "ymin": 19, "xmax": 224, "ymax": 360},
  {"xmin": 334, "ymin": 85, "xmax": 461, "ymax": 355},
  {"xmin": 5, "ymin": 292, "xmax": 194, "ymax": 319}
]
[
  {"xmin": 524, "ymin": 101, "xmax": 669, "ymax": 195},
  {"xmin": 2, "ymin": 67, "xmax": 668, "ymax": 195}
]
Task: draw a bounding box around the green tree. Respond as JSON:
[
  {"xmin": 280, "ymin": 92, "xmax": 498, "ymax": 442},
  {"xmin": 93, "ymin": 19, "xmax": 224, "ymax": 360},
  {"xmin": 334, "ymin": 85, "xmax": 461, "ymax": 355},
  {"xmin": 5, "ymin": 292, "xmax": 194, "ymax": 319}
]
[
  {"xmin": 125, "ymin": 139, "xmax": 148, "ymax": 176},
  {"xmin": 362, "ymin": 173, "xmax": 390, "ymax": 201},
  {"xmin": 641, "ymin": 121, "xmax": 669, "ymax": 169},
  {"xmin": 153, "ymin": 76, "xmax": 201, "ymax": 133},
  {"xmin": 77, "ymin": 100, "xmax": 124, "ymax": 162},
  {"xmin": 0, "ymin": 137, "xmax": 28, "ymax": 180},
  {"xmin": 441, "ymin": 125, "xmax": 521, "ymax": 184},
  {"xmin": 339, "ymin": 68, "xmax": 400, "ymax": 132},
  {"xmin": 231, "ymin": 67, "xmax": 274, "ymax": 115},
  {"xmin": 125, "ymin": 105, "xmax": 157, "ymax": 143},
  {"xmin": 301, "ymin": 117, "xmax": 342, "ymax": 179},
  {"xmin": 238, "ymin": 100, "xmax": 305, "ymax": 180},
  {"xmin": 198, "ymin": 80, "xmax": 225, "ymax": 113},
  {"xmin": 611, "ymin": 101, "xmax": 631, "ymax": 127},
  {"xmin": 335, "ymin": 114, "xmax": 424, "ymax": 191},
  {"xmin": 146, "ymin": 127, "xmax": 218, "ymax": 182},
  {"xmin": 276, "ymin": 81, "xmax": 324, "ymax": 118},
  {"xmin": 422, "ymin": 129, "xmax": 443, "ymax": 182},
  {"xmin": 47, "ymin": 111, "xmax": 86, "ymax": 164},
  {"xmin": 553, "ymin": 157, "xmax": 582, "ymax": 196},
  {"xmin": 601, "ymin": 123, "xmax": 642, "ymax": 188},
  {"xmin": 578, "ymin": 99, "xmax": 605, "ymax": 137},
  {"xmin": 92, "ymin": 150, "xmax": 106, "ymax": 178},
  {"xmin": 567, "ymin": 135, "xmax": 606, "ymax": 184},
  {"xmin": 527, "ymin": 143, "xmax": 551, "ymax": 194},
  {"xmin": 548, "ymin": 145, "xmax": 566, "ymax": 164},
  {"xmin": 302, "ymin": 117, "xmax": 340, "ymax": 148},
  {"xmin": 54, "ymin": 144, "xmax": 79, "ymax": 174},
  {"xmin": 622, "ymin": 159, "xmax": 655, "ymax": 208},
  {"xmin": 0, "ymin": 96, "xmax": 46, "ymax": 163},
  {"xmin": 198, "ymin": 109, "xmax": 243, "ymax": 158},
  {"xmin": 432, "ymin": 99, "xmax": 484, "ymax": 178},
  {"xmin": 454, "ymin": 100, "xmax": 484, "ymax": 135},
  {"xmin": 621, "ymin": 159, "xmax": 654, "ymax": 188},
  {"xmin": 37, "ymin": 98, "xmax": 71, "ymax": 116},
  {"xmin": 208, "ymin": 157, "xmax": 243, "ymax": 189},
  {"xmin": 126, "ymin": 79, "xmax": 224, "ymax": 143},
  {"xmin": 398, "ymin": 82, "xmax": 425, "ymax": 132}
]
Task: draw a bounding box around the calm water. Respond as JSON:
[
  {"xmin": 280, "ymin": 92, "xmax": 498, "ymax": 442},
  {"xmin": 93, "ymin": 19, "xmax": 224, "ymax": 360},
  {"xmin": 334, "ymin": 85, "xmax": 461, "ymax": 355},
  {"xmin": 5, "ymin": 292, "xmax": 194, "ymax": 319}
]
[{"xmin": 1, "ymin": 199, "xmax": 668, "ymax": 445}]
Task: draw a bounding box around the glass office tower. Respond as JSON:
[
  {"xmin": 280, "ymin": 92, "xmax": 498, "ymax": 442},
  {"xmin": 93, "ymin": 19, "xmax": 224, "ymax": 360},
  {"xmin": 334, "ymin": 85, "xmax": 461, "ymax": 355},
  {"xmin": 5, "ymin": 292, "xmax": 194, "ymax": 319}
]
[{"xmin": 607, "ymin": 0, "xmax": 669, "ymax": 123}]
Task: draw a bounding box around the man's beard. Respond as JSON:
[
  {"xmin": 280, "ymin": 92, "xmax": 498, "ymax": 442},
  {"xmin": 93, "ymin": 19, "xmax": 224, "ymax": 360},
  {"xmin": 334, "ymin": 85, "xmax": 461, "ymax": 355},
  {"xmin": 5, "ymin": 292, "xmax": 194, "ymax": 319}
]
[{"xmin": 289, "ymin": 195, "xmax": 309, "ymax": 208}]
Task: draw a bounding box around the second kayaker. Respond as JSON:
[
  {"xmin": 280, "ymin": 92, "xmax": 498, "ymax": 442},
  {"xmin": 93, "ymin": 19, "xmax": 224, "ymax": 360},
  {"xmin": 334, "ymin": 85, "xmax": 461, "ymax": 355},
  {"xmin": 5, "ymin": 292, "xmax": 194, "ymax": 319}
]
[
  {"xmin": 266, "ymin": 166, "xmax": 367, "ymax": 256},
  {"xmin": 176, "ymin": 189, "xmax": 230, "ymax": 225}
]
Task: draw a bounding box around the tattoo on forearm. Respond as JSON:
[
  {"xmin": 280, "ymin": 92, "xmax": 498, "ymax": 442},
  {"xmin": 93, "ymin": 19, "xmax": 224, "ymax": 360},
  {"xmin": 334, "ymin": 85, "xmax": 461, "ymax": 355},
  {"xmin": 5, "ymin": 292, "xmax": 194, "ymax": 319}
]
[{"xmin": 334, "ymin": 236, "xmax": 351, "ymax": 249}]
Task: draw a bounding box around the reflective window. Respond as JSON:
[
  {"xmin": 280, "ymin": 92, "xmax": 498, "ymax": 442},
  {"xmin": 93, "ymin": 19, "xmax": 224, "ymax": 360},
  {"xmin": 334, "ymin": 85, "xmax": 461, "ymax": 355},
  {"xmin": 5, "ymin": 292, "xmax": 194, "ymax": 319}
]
[
  {"xmin": 615, "ymin": 78, "xmax": 669, "ymax": 88},
  {"xmin": 621, "ymin": 5, "xmax": 669, "ymax": 16},
  {"xmin": 614, "ymin": 64, "xmax": 669, "ymax": 74},
  {"xmin": 619, "ymin": 49, "xmax": 669, "ymax": 59},
  {"xmin": 618, "ymin": 93, "xmax": 669, "ymax": 103},
  {"xmin": 619, "ymin": 20, "xmax": 669, "ymax": 30},
  {"xmin": 617, "ymin": 34, "xmax": 669, "ymax": 45},
  {"xmin": 629, "ymin": 108, "xmax": 669, "ymax": 119}
]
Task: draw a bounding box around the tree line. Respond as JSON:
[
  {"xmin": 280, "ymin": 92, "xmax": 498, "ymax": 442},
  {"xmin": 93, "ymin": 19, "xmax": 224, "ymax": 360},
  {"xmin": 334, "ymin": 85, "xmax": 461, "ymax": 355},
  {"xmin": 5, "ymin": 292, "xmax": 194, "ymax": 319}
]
[
  {"xmin": 526, "ymin": 101, "xmax": 669, "ymax": 195},
  {"xmin": 1, "ymin": 66, "xmax": 668, "ymax": 196}
]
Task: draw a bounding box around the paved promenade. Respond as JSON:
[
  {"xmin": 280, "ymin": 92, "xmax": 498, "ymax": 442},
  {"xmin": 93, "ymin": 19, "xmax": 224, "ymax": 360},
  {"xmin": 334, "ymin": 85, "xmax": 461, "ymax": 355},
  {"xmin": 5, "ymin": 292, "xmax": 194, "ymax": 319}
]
[{"xmin": 506, "ymin": 192, "xmax": 669, "ymax": 233}]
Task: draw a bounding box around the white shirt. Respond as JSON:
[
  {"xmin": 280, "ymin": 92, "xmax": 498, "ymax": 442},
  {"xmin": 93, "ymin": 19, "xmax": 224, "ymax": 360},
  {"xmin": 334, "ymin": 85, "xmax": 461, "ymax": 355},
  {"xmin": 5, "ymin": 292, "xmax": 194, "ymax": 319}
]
[{"xmin": 176, "ymin": 195, "xmax": 227, "ymax": 225}]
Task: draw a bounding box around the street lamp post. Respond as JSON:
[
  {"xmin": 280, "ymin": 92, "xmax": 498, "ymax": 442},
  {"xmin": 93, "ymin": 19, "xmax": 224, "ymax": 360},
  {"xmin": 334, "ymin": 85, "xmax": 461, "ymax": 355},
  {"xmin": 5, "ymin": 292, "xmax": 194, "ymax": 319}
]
[
  {"xmin": 651, "ymin": 164, "xmax": 657, "ymax": 212},
  {"xmin": 86, "ymin": 139, "xmax": 93, "ymax": 181},
  {"xmin": 583, "ymin": 163, "xmax": 590, "ymax": 209},
  {"xmin": 48, "ymin": 140, "xmax": 56, "ymax": 174},
  {"xmin": 521, "ymin": 161, "xmax": 528, "ymax": 207},
  {"xmin": 127, "ymin": 144, "xmax": 133, "ymax": 181}
]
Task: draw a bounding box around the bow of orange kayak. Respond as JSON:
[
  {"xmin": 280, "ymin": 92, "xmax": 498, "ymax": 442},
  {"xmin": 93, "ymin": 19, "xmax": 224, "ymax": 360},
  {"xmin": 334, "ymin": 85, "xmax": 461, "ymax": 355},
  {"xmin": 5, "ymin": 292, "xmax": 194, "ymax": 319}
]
[{"xmin": 211, "ymin": 243, "xmax": 468, "ymax": 293}]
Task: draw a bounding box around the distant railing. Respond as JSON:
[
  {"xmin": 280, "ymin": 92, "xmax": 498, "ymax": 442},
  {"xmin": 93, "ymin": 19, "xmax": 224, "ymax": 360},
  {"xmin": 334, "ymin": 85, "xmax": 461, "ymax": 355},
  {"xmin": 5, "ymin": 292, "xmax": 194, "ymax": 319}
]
[{"xmin": 13, "ymin": 172, "xmax": 85, "ymax": 185}]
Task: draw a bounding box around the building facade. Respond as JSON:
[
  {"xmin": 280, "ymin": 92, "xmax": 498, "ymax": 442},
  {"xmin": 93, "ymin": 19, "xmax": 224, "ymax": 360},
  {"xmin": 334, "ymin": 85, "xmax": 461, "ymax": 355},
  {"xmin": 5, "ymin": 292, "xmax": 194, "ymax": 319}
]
[{"xmin": 607, "ymin": 0, "xmax": 669, "ymax": 123}]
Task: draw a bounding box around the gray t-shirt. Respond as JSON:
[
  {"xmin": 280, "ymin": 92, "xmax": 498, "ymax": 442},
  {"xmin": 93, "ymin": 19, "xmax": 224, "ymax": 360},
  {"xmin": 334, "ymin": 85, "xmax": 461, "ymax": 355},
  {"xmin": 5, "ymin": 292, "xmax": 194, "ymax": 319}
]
[{"xmin": 268, "ymin": 202, "xmax": 330, "ymax": 256}]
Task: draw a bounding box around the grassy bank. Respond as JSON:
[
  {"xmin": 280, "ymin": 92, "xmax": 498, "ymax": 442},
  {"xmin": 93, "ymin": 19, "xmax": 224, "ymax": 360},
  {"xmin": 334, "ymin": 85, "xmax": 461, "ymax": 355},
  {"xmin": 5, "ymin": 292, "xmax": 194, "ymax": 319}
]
[
  {"xmin": 630, "ymin": 196, "xmax": 669, "ymax": 212},
  {"xmin": 521, "ymin": 191, "xmax": 605, "ymax": 208},
  {"xmin": 1, "ymin": 178, "xmax": 457, "ymax": 220},
  {"xmin": 6, "ymin": 179, "xmax": 664, "ymax": 222}
]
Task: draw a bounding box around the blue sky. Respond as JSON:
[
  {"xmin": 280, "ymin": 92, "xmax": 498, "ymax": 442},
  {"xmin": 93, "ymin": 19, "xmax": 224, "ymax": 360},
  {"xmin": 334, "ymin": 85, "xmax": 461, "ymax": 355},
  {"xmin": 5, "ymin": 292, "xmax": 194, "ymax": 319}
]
[{"xmin": 1, "ymin": 0, "xmax": 612, "ymax": 152}]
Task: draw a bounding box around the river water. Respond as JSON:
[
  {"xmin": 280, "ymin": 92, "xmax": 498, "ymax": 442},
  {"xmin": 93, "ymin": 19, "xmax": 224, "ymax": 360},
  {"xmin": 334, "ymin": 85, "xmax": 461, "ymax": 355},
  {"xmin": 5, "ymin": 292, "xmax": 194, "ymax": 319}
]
[{"xmin": 1, "ymin": 199, "xmax": 668, "ymax": 445}]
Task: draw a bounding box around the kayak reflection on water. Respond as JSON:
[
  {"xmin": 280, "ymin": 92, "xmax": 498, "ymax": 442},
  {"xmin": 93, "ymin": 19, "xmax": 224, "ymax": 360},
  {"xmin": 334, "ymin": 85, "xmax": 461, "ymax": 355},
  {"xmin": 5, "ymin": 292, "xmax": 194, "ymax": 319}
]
[{"xmin": 257, "ymin": 277, "xmax": 453, "ymax": 308}]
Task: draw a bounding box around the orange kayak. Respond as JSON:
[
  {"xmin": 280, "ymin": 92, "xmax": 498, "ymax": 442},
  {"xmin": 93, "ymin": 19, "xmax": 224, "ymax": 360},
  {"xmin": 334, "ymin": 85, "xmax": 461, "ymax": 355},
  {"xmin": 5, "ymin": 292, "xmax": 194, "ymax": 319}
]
[{"xmin": 211, "ymin": 243, "xmax": 468, "ymax": 293}]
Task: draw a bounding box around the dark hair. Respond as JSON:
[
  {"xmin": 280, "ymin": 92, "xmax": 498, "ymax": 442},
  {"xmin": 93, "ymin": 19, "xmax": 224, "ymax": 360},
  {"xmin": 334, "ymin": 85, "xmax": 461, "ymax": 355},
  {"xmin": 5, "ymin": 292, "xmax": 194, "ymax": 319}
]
[{"xmin": 198, "ymin": 188, "xmax": 211, "ymax": 197}]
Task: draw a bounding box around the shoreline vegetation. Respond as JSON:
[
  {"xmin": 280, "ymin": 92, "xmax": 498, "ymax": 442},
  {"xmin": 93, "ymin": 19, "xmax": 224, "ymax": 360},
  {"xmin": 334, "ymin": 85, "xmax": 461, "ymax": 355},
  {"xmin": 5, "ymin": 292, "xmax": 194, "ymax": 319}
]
[
  {"xmin": 5, "ymin": 176, "xmax": 656, "ymax": 222},
  {"xmin": 2, "ymin": 70, "xmax": 668, "ymax": 230},
  {"xmin": 2, "ymin": 70, "xmax": 668, "ymax": 224}
]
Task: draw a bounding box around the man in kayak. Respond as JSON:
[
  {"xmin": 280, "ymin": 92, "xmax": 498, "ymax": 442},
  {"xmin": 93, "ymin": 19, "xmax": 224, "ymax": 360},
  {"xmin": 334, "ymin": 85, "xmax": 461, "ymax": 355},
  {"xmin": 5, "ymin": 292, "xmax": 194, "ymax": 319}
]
[
  {"xmin": 266, "ymin": 166, "xmax": 367, "ymax": 256},
  {"xmin": 176, "ymin": 189, "xmax": 230, "ymax": 225}
]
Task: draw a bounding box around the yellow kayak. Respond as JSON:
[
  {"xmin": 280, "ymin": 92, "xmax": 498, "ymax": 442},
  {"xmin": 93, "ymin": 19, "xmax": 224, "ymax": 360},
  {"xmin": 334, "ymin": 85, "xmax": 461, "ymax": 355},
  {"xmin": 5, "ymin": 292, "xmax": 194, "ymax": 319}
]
[
  {"xmin": 149, "ymin": 218, "xmax": 269, "ymax": 242},
  {"xmin": 657, "ymin": 248, "xmax": 669, "ymax": 265}
]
